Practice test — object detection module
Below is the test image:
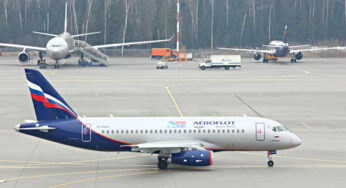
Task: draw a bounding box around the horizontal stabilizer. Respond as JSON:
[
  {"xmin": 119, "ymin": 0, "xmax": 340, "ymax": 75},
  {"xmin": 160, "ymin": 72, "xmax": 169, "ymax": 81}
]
[
  {"xmin": 32, "ymin": 31, "xmax": 58, "ymax": 37},
  {"xmin": 72, "ymin": 31, "xmax": 101, "ymax": 38}
]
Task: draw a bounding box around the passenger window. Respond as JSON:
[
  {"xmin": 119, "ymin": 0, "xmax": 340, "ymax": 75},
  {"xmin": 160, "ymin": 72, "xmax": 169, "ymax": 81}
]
[
  {"xmin": 184, "ymin": 130, "xmax": 186, "ymax": 133},
  {"xmin": 121, "ymin": 130, "xmax": 124, "ymax": 134},
  {"xmin": 111, "ymin": 130, "xmax": 114, "ymax": 134},
  {"xmin": 145, "ymin": 130, "xmax": 148, "ymax": 133},
  {"xmin": 178, "ymin": 130, "xmax": 181, "ymax": 133},
  {"xmin": 212, "ymin": 130, "xmax": 215, "ymax": 133},
  {"xmin": 203, "ymin": 130, "xmax": 206, "ymax": 133},
  {"xmin": 102, "ymin": 130, "xmax": 104, "ymax": 134},
  {"xmin": 217, "ymin": 130, "xmax": 220, "ymax": 133},
  {"xmin": 164, "ymin": 130, "xmax": 167, "ymax": 133},
  {"xmin": 227, "ymin": 129, "xmax": 230, "ymax": 133},
  {"xmin": 208, "ymin": 130, "xmax": 211, "ymax": 133},
  {"xmin": 106, "ymin": 130, "xmax": 109, "ymax": 134},
  {"xmin": 242, "ymin": 129, "xmax": 244, "ymax": 133},
  {"xmin": 116, "ymin": 130, "xmax": 119, "ymax": 134},
  {"xmin": 169, "ymin": 130, "xmax": 172, "ymax": 133},
  {"xmin": 222, "ymin": 130, "xmax": 225, "ymax": 133},
  {"xmin": 232, "ymin": 129, "xmax": 235, "ymax": 133},
  {"xmin": 189, "ymin": 130, "xmax": 192, "ymax": 133},
  {"xmin": 237, "ymin": 129, "xmax": 239, "ymax": 133},
  {"xmin": 149, "ymin": 130, "xmax": 152, "ymax": 133},
  {"xmin": 193, "ymin": 130, "xmax": 196, "ymax": 133},
  {"xmin": 174, "ymin": 130, "xmax": 176, "ymax": 133},
  {"xmin": 140, "ymin": 130, "xmax": 143, "ymax": 133},
  {"xmin": 125, "ymin": 130, "xmax": 128, "ymax": 134},
  {"xmin": 130, "ymin": 130, "xmax": 133, "ymax": 134},
  {"xmin": 198, "ymin": 130, "xmax": 201, "ymax": 133}
]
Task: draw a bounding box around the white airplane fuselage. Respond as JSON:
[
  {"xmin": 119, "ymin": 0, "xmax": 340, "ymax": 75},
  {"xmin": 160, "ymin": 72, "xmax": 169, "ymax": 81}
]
[
  {"xmin": 18, "ymin": 116, "xmax": 301, "ymax": 152},
  {"xmin": 46, "ymin": 32, "xmax": 72, "ymax": 60},
  {"xmin": 268, "ymin": 40, "xmax": 290, "ymax": 57}
]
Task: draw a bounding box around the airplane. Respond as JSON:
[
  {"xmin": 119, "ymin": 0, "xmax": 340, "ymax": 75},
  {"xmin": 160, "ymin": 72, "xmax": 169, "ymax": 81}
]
[
  {"xmin": 218, "ymin": 25, "xmax": 345, "ymax": 63},
  {"xmin": 15, "ymin": 68, "xmax": 302, "ymax": 169},
  {"xmin": 0, "ymin": 3, "xmax": 173, "ymax": 68}
]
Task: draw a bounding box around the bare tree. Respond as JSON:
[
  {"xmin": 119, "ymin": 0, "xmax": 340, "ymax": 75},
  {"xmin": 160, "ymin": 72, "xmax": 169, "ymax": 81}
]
[
  {"xmin": 3, "ymin": 0, "xmax": 8, "ymax": 25},
  {"xmin": 104, "ymin": 0, "xmax": 112, "ymax": 44},
  {"xmin": 268, "ymin": 0, "xmax": 274, "ymax": 41},
  {"xmin": 121, "ymin": 0, "xmax": 133, "ymax": 56},
  {"xmin": 72, "ymin": 0, "xmax": 79, "ymax": 35},
  {"xmin": 209, "ymin": 0, "xmax": 214, "ymax": 49},
  {"xmin": 85, "ymin": 0, "xmax": 94, "ymax": 41},
  {"xmin": 240, "ymin": 12, "xmax": 247, "ymax": 45},
  {"xmin": 226, "ymin": 0, "xmax": 229, "ymax": 27}
]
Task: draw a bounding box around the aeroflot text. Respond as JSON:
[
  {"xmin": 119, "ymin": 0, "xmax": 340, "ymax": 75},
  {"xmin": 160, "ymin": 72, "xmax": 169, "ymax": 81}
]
[{"xmin": 193, "ymin": 121, "xmax": 235, "ymax": 125}]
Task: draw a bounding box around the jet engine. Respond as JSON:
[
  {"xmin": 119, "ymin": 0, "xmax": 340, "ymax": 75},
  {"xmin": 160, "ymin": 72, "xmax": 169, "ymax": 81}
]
[
  {"xmin": 295, "ymin": 52, "xmax": 303, "ymax": 60},
  {"xmin": 171, "ymin": 150, "xmax": 213, "ymax": 166},
  {"xmin": 18, "ymin": 51, "xmax": 30, "ymax": 64},
  {"xmin": 253, "ymin": 52, "xmax": 261, "ymax": 60}
]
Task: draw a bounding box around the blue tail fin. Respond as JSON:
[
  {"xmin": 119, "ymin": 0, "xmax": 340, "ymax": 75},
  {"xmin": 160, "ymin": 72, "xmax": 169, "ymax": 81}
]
[
  {"xmin": 25, "ymin": 69, "xmax": 77, "ymax": 121},
  {"xmin": 283, "ymin": 25, "xmax": 288, "ymax": 43}
]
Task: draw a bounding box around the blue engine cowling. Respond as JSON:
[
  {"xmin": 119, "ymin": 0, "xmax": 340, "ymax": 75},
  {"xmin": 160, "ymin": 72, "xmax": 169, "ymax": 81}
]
[
  {"xmin": 295, "ymin": 52, "xmax": 303, "ymax": 60},
  {"xmin": 171, "ymin": 150, "xmax": 213, "ymax": 166},
  {"xmin": 253, "ymin": 52, "xmax": 261, "ymax": 60}
]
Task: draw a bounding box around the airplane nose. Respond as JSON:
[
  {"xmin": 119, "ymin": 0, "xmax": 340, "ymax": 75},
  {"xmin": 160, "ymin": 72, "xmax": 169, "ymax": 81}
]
[
  {"xmin": 14, "ymin": 124, "xmax": 20, "ymax": 132},
  {"xmin": 292, "ymin": 135, "xmax": 302, "ymax": 147}
]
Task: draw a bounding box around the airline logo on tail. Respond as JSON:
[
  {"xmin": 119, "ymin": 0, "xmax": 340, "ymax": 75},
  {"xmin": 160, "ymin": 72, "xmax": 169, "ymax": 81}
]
[
  {"xmin": 28, "ymin": 81, "xmax": 76, "ymax": 117},
  {"xmin": 283, "ymin": 25, "xmax": 288, "ymax": 43}
]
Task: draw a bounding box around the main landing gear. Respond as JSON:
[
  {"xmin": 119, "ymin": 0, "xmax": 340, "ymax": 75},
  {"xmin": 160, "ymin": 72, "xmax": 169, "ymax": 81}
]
[
  {"xmin": 54, "ymin": 59, "xmax": 60, "ymax": 69},
  {"xmin": 38, "ymin": 52, "xmax": 47, "ymax": 69},
  {"xmin": 157, "ymin": 156, "xmax": 168, "ymax": 170},
  {"xmin": 267, "ymin": 150, "xmax": 276, "ymax": 167}
]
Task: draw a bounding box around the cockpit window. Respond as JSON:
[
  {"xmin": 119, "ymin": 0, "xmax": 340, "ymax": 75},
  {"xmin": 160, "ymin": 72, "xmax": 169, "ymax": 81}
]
[
  {"xmin": 272, "ymin": 127, "xmax": 277, "ymax": 132},
  {"xmin": 51, "ymin": 44, "xmax": 62, "ymax": 48},
  {"xmin": 273, "ymin": 125, "xmax": 288, "ymax": 132}
]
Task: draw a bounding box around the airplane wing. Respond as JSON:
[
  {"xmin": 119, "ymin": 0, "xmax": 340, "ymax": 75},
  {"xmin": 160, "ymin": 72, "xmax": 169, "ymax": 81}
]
[
  {"xmin": 290, "ymin": 46, "xmax": 346, "ymax": 53},
  {"xmin": 0, "ymin": 43, "xmax": 46, "ymax": 51},
  {"xmin": 218, "ymin": 47, "xmax": 274, "ymax": 54},
  {"xmin": 289, "ymin": 45, "xmax": 311, "ymax": 48},
  {"xmin": 125, "ymin": 140, "xmax": 219, "ymax": 154},
  {"xmin": 93, "ymin": 35, "xmax": 174, "ymax": 49}
]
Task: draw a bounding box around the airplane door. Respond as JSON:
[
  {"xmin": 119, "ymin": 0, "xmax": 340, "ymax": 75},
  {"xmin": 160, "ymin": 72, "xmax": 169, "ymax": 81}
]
[
  {"xmin": 256, "ymin": 123, "xmax": 265, "ymax": 141},
  {"xmin": 82, "ymin": 124, "xmax": 91, "ymax": 142}
]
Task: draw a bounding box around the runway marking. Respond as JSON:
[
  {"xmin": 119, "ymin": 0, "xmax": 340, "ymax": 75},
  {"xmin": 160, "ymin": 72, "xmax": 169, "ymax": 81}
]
[
  {"xmin": 0, "ymin": 154, "xmax": 148, "ymax": 168},
  {"xmin": 303, "ymin": 70, "xmax": 310, "ymax": 75},
  {"xmin": 301, "ymin": 122, "xmax": 311, "ymax": 129},
  {"xmin": 238, "ymin": 151, "xmax": 346, "ymax": 164},
  {"xmin": 165, "ymin": 86, "xmax": 184, "ymax": 117},
  {"xmin": 52, "ymin": 69, "xmax": 58, "ymax": 74},
  {"xmin": 2, "ymin": 168, "xmax": 156, "ymax": 182},
  {"xmin": 48, "ymin": 170, "xmax": 158, "ymax": 188}
]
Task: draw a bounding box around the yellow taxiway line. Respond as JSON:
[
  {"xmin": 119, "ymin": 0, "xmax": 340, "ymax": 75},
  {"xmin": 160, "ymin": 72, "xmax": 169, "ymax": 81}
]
[{"xmin": 165, "ymin": 86, "xmax": 184, "ymax": 117}]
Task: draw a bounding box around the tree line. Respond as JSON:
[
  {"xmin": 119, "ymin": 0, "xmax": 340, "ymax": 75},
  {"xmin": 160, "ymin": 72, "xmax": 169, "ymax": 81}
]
[{"xmin": 0, "ymin": 0, "xmax": 345, "ymax": 50}]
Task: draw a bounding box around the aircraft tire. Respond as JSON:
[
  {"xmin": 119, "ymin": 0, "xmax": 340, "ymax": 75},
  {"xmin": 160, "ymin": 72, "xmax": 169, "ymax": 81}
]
[
  {"xmin": 267, "ymin": 160, "xmax": 274, "ymax": 167},
  {"xmin": 225, "ymin": 67, "xmax": 230, "ymax": 70},
  {"xmin": 158, "ymin": 160, "xmax": 168, "ymax": 169}
]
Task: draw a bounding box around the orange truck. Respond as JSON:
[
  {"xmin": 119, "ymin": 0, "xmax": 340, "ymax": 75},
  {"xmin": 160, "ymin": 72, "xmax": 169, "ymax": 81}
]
[{"xmin": 151, "ymin": 48, "xmax": 174, "ymax": 59}]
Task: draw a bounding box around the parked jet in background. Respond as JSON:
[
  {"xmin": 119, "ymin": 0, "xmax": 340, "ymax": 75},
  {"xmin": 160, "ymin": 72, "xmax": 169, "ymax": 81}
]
[
  {"xmin": 15, "ymin": 68, "xmax": 302, "ymax": 169},
  {"xmin": 218, "ymin": 25, "xmax": 345, "ymax": 63},
  {"xmin": 0, "ymin": 3, "xmax": 173, "ymax": 68}
]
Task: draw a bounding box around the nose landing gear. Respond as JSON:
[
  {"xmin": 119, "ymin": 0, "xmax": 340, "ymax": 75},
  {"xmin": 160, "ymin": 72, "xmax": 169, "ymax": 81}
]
[{"xmin": 267, "ymin": 150, "xmax": 276, "ymax": 167}]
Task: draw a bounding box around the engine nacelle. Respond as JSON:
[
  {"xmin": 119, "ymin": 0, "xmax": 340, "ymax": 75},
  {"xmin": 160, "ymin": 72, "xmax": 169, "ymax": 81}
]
[
  {"xmin": 171, "ymin": 150, "xmax": 213, "ymax": 166},
  {"xmin": 18, "ymin": 51, "xmax": 30, "ymax": 64},
  {"xmin": 295, "ymin": 52, "xmax": 303, "ymax": 60},
  {"xmin": 253, "ymin": 52, "xmax": 261, "ymax": 60}
]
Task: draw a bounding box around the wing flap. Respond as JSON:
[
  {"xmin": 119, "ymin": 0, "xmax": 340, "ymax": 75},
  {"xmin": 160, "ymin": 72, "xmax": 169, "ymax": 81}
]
[{"xmin": 217, "ymin": 47, "xmax": 274, "ymax": 54}]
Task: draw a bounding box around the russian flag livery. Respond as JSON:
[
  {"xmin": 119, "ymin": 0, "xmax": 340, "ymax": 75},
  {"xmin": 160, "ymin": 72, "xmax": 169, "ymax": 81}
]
[
  {"xmin": 25, "ymin": 69, "xmax": 77, "ymax": 121},
  {"xmin": 283, "ymin": 25, "xmax": 288, "ymax": 44}
]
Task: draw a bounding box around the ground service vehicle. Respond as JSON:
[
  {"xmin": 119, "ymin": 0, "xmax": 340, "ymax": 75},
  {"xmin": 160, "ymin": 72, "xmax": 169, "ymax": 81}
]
[
  {"xmin": 199, "ymin": 55, "xmax": 241, "ymax": 70},
  {"xmin": 156, "ymin": 61, "xmax": 168, "ymax": 69}
]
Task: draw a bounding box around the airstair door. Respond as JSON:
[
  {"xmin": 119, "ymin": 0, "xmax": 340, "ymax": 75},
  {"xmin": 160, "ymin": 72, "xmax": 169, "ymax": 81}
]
[
  {"xmin": 256, "ymin": 123, "xmax": 265, "ymax": 141},
  {"xmin": 82, "ymin": 124, "xmax": 91, "ymax": 142}
]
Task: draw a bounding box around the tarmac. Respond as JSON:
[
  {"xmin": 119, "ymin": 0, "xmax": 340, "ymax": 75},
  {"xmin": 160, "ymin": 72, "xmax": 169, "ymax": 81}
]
[{"xmin": 0, "ymin": 56, "xmax": 346, "ymax": 188}]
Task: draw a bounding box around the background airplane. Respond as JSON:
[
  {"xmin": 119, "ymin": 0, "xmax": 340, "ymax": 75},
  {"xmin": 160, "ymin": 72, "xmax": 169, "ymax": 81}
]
[
  {"xmin": 15, "ymin": 68, "xmax": 301, "ymax": 169},
  {"xmin": 218, "ymin": 25, "xmax": 345, "ymax": 63},
  {"xmin": 0, "ymin": 3, "xmax": 173, "ymax": 68}
]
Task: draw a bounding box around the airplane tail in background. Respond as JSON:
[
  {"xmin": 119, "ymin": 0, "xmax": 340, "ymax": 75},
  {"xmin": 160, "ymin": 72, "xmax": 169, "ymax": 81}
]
[
  {"xmin": 283, "ymin": 25, "xmax": 288, "ymax": 43},
  {"xmin": 25, "ymin": 69, "xmax": 77, "ymax": 121}
]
